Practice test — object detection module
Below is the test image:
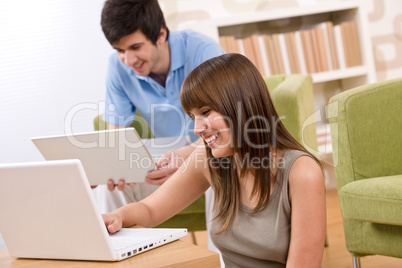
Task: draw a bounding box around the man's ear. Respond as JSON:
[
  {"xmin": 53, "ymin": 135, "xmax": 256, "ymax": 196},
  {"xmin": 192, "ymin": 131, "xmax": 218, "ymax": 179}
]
[{"xmin": 157, "ymin": 26, "xmax": 168, "ymax": 44}]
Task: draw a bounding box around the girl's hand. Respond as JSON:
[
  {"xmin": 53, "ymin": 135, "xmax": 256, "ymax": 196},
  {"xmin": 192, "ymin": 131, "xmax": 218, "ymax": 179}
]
[{"xmin": 102, "ymin": 211, "xmax": 123, "ymax": 234}]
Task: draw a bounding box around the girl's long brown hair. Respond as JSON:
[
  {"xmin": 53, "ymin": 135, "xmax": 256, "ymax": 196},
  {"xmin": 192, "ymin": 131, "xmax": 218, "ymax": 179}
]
[{"xmin": 181, "ymin": 53, "xmax": 320, "ymax": 234}]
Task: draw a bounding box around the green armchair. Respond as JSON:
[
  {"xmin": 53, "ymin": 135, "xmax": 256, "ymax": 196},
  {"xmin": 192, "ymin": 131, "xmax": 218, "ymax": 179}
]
[
  {"xmin": 328, "ymin": 78, "xmax": 402, "ymax": 267},
  {"xmin": 264, "ymin": 74, "xmax": 318, "ymax": 152}
]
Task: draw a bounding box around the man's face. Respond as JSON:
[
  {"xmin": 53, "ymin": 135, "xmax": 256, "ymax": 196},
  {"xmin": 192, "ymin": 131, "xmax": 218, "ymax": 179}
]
[{"xmin": 113, "ymin": 29, "xmax": 165, "ymax": 76}]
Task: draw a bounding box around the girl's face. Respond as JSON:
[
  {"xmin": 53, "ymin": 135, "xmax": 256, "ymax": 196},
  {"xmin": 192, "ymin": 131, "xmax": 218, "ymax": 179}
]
[{"xmin": 189, "ymin": 106, "xmax": 234, "ymax": 158}]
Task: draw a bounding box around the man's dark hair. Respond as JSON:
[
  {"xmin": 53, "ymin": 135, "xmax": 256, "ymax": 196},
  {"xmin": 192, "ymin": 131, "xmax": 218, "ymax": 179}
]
[{"xmin": 101, "ymin": 0, "xmax": 170, "ymax": 45}]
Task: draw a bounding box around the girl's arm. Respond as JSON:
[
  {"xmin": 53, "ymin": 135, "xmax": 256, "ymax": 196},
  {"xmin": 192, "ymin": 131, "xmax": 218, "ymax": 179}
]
[
  {"xmin": 103, "ymin": 146, "xmax": 211, "ymax": 233},
  {"xmin": 286, "ymin": 156, "xmax": 326, "ymax": 267},
  {"xmin": 144, "ymin": 137, "xmax": 205, "ymax": 185}
]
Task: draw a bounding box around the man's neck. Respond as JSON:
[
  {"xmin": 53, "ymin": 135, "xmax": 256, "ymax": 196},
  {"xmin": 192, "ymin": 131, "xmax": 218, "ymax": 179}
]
[
  {"xmin": 150, "ymin": 41, "xmax": 170, "ymax": 87},
  {"xmin": 150, "ymin": 72, "xmax": 168, "ymax": 87}
]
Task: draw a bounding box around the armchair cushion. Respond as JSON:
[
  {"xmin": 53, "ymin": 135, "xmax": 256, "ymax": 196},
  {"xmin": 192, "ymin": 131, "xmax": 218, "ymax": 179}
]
[{"xmin": 340, "ymin": 175, "xmax": 402, "ymax": 225}]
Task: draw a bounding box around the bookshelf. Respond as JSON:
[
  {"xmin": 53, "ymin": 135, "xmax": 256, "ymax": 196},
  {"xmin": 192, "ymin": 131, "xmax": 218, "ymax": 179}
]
[{"xmin": 187, "ymin": 0, "xmax": 376, "ymax": 157}]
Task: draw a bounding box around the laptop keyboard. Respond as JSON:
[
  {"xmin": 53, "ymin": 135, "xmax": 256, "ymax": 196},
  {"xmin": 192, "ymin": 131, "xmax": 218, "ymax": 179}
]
[{"xmin": 111, "ymin": 237, "xmax": 150, "ymax": 251}]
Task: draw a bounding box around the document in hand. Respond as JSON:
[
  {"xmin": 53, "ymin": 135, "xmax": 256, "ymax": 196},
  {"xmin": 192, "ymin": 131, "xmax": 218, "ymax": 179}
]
[{"xmin": 31, "ymin": 128, "xmax": 188, "ymax": 185}]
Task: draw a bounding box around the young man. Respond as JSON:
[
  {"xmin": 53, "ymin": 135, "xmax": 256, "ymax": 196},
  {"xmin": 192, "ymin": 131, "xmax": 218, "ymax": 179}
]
[{"xmin": 94, "ymin": 0, "xmax": 224, "ymax": 216}]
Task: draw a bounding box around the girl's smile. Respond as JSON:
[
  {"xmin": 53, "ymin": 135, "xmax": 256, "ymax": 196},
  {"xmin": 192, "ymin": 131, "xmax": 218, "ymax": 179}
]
[{"xmin": 189, "ymin": 107, "xmax": 233, "ymax": 158}]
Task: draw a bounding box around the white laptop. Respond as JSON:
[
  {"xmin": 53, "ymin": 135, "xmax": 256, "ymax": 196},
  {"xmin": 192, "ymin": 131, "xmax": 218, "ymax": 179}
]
[
  {"xmin": 31, "ymin": 128, "xmax": 189, "ymax": 185},
  {"xmin": 0, "ymin": 159, "xmax": 187, "ymax": 261}
]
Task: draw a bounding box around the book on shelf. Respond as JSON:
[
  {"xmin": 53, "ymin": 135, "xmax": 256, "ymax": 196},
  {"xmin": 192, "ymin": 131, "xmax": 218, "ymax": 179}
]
[
  {"xmin": 325, "ymin": 21, "xmax": 339, "ymax": 70},
  {"xmin": 285, "ymin": 32, "xmax": 301, "ymax": 73},
  {"xmin": 238, "ymin": 38, "xmax": 246, "ymax": 56},
  {"xmin": 264, "ymin": 34, "xmax": 285, "ymax": 75},
  {"xmin": 310, "ymin": 28, "xmax": 323, "ymax": 72},
  {"xmin": 348, "ymin": 20, "xmax": 362, "ymax": 66},
  {"xmin": 294, "ymin": 31, "xmax": 307, "ymax": 74},
  {"xmin": 340, "ymin": 21, "xmax": 351, "ymax": 67},
  {"xmin": 263, "ymin": 34, "xmax": 278, "ymax": 75},
  {"xmin": 271, "ymin": 33, "xmax": 286, "ymax": 74},
  {"xmin": 219, "ymin": 35, "xmax": 241, "ymax": 54},
  {"xmin": 242, "ymin": 36, "xmax": 257, "ymax": 66},
  {"xmin": 219, "ymin": 36, "xmax": 228, "ymax": 52},
  {"xmin": 240, "ymin": 35, "xmax": 265, "ymax": 75},
  {"xmin": 316, "ymin": 27, "xmax": 330, "ymax": 72},
  {"xmin": 257, "ymin": 35, "xmax": 270, "ymax": 75},
  {"xmin": 218, "ymin": 19, "xmax": 362, "ymax": 76},
  {"xmin": 317, "ymin": 23, "xmax": 333, "ymax": 71},
  {"xmin": 277, "ymin": 33, "xmax": 292, "ymax": 74},
  {"xmin": 336, "ymin": 20, "xmax": 362, "ymax": 68},
  {"xmin": 250, "ymin": 35, "xmax": 265, "ymax": 75},
  {"xmin": 300, "ymin": 30, "xmax": 316, "ymax": 74},
  {"xmin": 333, "ymin": 24, "xmax": 347, "ymax": 69}
]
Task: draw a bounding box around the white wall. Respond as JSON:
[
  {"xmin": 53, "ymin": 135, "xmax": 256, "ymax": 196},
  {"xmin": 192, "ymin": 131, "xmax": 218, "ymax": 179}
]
[
  {"xmin": 0, "ymin": 0, "xmax": 113, "ymax": 163},
  {"xmin": 366, "ymin": 0, "xmax": 402, "ymax": 81}
]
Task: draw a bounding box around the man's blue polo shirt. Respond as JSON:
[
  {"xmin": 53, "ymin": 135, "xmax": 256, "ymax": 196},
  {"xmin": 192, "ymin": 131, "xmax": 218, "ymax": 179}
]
[{"xmin": 103, "ymin": 30, "xmax": 224, "ymax": 141}]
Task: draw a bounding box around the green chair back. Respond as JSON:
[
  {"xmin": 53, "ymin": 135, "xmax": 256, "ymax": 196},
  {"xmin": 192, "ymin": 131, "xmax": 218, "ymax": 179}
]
[{"xmin": 264, "ymin": 74, "xmax": 318, "ymax": 153}]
